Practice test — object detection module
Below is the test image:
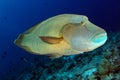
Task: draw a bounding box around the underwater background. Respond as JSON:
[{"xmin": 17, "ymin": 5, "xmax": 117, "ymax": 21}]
[{"xmin": 0, "ymin": 0, "xmax": 120, "ymax": 80}]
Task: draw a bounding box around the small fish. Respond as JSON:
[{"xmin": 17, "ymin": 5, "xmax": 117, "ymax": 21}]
[
  {"xmin": 2, "ymin": 51, "xmax": 7, "ymax": 58},
  {"xmin": 3, "ymin": 51, "xmax": 7, "ymax": 55},
  {"xmin": 9, "ymin": 60, "xmax": 13, "ymax": 65},
  {"xmin": 14, "ymin": 14, "xmax": 107, "ymax": 58},
  {"xmin": 20, "ymin": 57, "xmax": 28, "ymax": 63}
]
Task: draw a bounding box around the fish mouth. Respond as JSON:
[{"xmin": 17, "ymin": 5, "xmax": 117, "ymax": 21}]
[{"xmin": 91, "ymin": 32, "xmax": 107, "ymax": 43}]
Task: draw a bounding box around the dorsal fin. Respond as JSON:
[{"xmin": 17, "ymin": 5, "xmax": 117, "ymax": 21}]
[{"xmin": 39, "ymin": 36, "xmax": 63, "ymax": 44}]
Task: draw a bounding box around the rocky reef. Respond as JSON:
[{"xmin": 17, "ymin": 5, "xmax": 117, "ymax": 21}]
[{"xmin": 7, "ymin": 32, "xmax": 120, "ymax": 80}]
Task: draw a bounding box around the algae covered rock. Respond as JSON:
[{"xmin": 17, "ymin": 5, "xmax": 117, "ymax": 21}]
[{"xmin": 12, "ymin": 32, "xmax": 120, "ymax": 80}]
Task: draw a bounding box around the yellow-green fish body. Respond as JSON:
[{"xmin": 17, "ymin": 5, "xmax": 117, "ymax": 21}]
[{"xmin": 14, "ymin": 14, "xmax": 107, "ymax": 58}]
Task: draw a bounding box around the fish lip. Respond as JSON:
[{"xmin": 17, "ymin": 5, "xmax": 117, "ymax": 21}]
[{"xmin": 91, "ymin": 32, "xmax": 107, "ymax": 43}]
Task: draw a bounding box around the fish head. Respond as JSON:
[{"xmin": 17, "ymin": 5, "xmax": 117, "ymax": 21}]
[{"xmin": 62, "ymin": 15, "xmax": 107, "ymax": 52}]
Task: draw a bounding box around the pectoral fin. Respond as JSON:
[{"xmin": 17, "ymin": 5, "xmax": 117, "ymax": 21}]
[{"xmin": 39, "ymin": 36, "xmax": 63, "ymax": 44}]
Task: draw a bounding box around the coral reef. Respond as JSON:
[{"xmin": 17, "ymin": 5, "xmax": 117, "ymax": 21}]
[{"xmin": 8, "ymin": 32, "xmax": 120, "ymax": 80}]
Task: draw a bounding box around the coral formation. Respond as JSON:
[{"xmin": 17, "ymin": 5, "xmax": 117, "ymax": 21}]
[{"xmin": 8, "ymin": 32, "xmax": 120, "ymax": 80}]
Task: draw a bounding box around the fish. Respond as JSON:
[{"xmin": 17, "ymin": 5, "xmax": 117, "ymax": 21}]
[
  {"xmin": 20, "ymin": 57, "xmax": 28, "ymax": 63},
  {"xmin": 14, "ymin": 14, "xmax": 107, "ymax": 58},
  {"xmin": 2, "ymin": 51, "xmax": 7, "ymax": 58}
]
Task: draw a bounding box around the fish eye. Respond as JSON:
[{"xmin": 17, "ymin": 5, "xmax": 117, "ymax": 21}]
[{"xmin": 81, "ymin": 21, "xmax": 85, "ymax": 26}]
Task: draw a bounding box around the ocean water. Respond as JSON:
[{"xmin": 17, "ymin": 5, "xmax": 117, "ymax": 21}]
[{"xmin": 0, "ymin": 0, "xmax": 120, "ymax": 80}]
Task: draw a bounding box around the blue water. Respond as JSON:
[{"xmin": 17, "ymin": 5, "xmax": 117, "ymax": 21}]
[{"xmin": 0, "ymin": 0, "xmax": 120, "ymax": 80}]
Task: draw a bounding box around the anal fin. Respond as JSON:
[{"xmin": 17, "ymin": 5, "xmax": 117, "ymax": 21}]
[{"xmin": 46, "ymin": 53, "xmax": 63, "ymax": 58}]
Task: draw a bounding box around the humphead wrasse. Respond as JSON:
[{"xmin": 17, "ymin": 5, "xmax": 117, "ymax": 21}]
[{"xmin": 14, "ymin": 14, "xmax": 107, "ymax": 58}]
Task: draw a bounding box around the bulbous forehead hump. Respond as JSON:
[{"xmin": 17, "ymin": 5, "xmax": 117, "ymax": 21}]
[{"xmin": 70, "ymin": 15, "xmax": 88, "ymax": 23}]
